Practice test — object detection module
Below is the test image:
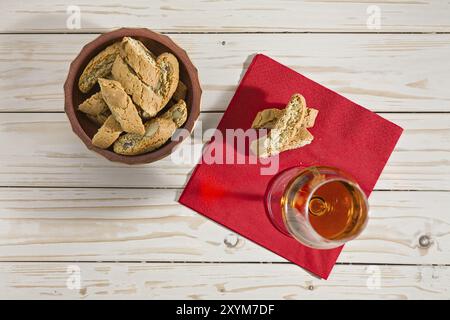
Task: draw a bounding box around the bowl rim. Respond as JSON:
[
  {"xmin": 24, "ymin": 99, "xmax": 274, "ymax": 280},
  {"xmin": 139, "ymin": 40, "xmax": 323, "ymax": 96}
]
[{"xmin": 64, "ymin": 27, "xmax": 202, "ymax": 165}]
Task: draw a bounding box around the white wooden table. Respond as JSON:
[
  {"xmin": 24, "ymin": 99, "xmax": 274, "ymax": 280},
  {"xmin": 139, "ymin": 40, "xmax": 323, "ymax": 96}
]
[{"xmin": 0, "ymin": 1, "xmax": 449, "ymax": 300}]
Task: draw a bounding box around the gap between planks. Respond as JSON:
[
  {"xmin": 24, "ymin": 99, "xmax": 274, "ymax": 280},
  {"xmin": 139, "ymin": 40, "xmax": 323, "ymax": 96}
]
[
  {"xmin": 2, "ymin": 31, "xmax": 450, "ymax": 35},
  {"xmin": 2, "ymin": 0, "xmax": 449, "ymax": 35},
  {"xmin": 0, "ymin": 186, "xmax": 449, "ymax": 192},
  {"xmin": 0, "ymin": 261, "xmax": 448, "ymax": 267}
]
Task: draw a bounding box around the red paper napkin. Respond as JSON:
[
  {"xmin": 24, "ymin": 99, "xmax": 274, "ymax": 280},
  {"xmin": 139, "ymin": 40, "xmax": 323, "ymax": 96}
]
[{"xmin": 179, "ymin": 54, "xmax": 403, "ymax": 279}]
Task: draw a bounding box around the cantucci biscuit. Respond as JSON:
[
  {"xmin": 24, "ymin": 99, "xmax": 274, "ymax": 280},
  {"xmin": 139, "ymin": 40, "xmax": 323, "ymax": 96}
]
[
  {"xmin": 113, "ymin": 117, "xmax": 177, "ymax": 156},
  {"xmin": 155, "ymin": 53, "xmax": 179, "ymax": 109},
  {"xmin": 119, "ymin": 37, "xmax": 159, "ymax": 87},
  {"xmin": 287, "ymin": 127, "xmax": 314, "ymax": 150},
  {"xmin": 111, "ymin": 55, "xmax": 163, "ymax": 117},
  {"xmin": 98, "ymin": 78, "xmax": 145, "ymax": 135},
  {"xmin": 268, "ymin": 94, "xmax": 307, "ymax": 153},
  {"xmin": 303, "ymin": 107, "xmax": 319, "ymax": 128},
  {"xmin": 251, "ymin": 94, "xmax": 318, "ymax": 157},
  {"xmin": 78, "ymin": 92, "xmax": 109, "ymax": 116},
  {"xmin": 252, "ymin": 106, "xmax": 318, "ymax": 129},
  {"xmin": 87, "ymin": 110, "xmax": 111, "ymax": 126},
  {"xmin": 78, "ymin": 42, "xmax": 120, "ymax": 93},
  {"xmin": 161, "ymin": 99, "xmax": 188, "ymax": 128},
  {"xmin": 92, "ymin": 115, "xmax": 123, "ymax": 149},
  {"xmin": 114, "ymin": 99, "xmax": 188, "ymax": 156},
  {"xmin": 251, "ymin": 108, "xmax": 284, "ymax": 129},
  {"xmin": 251, "ymin": 127, "xmax": 314, "ymax": 158}
]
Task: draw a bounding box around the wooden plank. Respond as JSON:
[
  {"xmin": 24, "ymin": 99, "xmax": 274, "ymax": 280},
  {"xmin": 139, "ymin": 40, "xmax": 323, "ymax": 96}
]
[
  {"xmin": 0, "ymin": 113, "xmax": 448, "ymax": 190},
  {"xmin": 0, "ymin": 188, "xmax": 448, "ymax": 264},
  {"xmin": 1, "ymin": 33, "xmax": 450, "ymax": 112},
  {"xmin": 1, "ymin": 1, "xmax": 449, "ymax": 33},
  {"xmin": 0, "ymin": 262, "xmax": 448, "ymax": 299}
]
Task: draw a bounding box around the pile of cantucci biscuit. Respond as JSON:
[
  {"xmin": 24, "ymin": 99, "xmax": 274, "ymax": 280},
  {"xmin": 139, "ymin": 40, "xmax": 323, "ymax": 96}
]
[
  {"xmin": 250, "ymin": 94, "xmax": 319, "ymax": 157},
  {"xmin": 77, "ymin": 37, "xmax": 188, "ymax": 155}
]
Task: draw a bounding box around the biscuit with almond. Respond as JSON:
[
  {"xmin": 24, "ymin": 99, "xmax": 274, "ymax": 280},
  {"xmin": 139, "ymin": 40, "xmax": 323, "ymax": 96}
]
[
  {"xmin": 87, "ymin": 110, "xmax": 111, "ymax": 126},
  {"xmin": 251, "ymin": 94, "xmax": 317, "ymax": 157},
  {"xmin": 119, "ymin": 37, "xmax": 159, "ymax": 87},
  {"xmin": 78, "ymin": 42, "xmax": 120, "ymax": 93},
  {"xmin": 78, "ymin": 92, "xmax": 109, "ymax": 116},
  {"xmin": 92, "ymin": 115, "xmax": 123, "ymax": 149},
  {"xmin": 113, "ymin": 118, "xmax": 176, "ymax": 155},
  {"xmin": 114, "ymin": 99, "xmax": 187, "ymax": 156},
  {"xmin": 155, "ymin": 52, "xmax": 179, "ymax": 109},
  {"xmin": 98, "ymin": 78, "xmax": 145, "ymax": 135},
  {"xmin": 111, "ymin": 55, "xmax": 162, "ymax": 117}
]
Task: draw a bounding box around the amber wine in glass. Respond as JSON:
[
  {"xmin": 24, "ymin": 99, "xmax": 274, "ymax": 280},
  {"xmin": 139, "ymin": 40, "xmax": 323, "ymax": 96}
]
[{"xmin": 265, "ymin": 166, "xmax": 369, "ymax": 249}]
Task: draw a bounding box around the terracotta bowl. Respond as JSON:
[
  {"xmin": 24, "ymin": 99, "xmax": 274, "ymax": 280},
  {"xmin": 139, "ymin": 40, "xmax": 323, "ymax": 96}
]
[{"xmin": 64, "ymin": 28, "xmax": 201, "ymax": 164}]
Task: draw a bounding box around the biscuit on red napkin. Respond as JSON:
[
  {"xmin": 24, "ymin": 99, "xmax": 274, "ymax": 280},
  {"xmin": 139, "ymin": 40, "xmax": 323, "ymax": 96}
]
[{"xmin": 179, "ymin": 54, "xmax": 403, "ymax": 279}]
